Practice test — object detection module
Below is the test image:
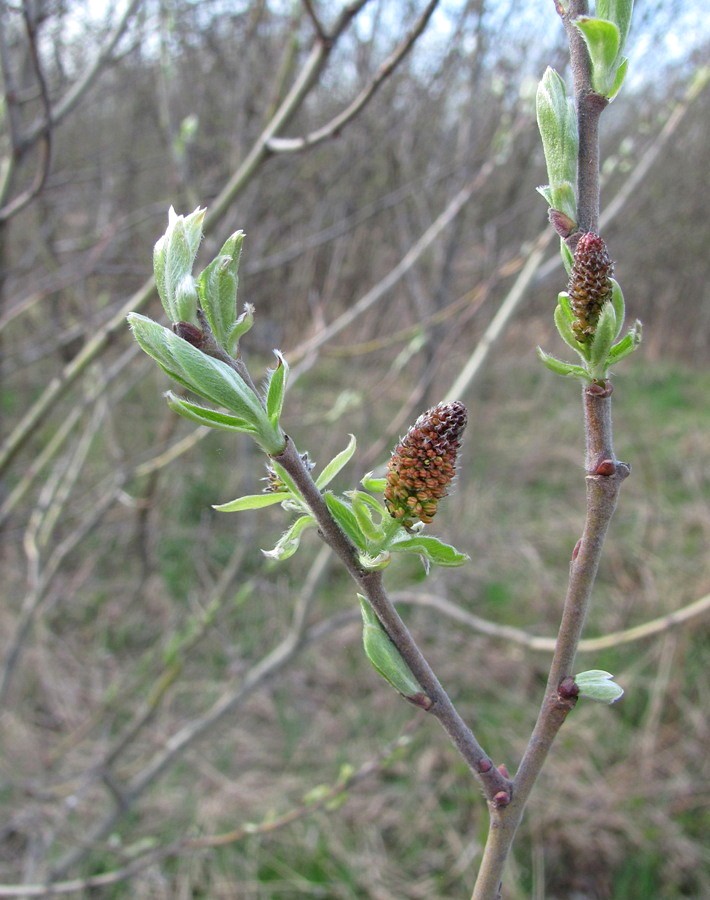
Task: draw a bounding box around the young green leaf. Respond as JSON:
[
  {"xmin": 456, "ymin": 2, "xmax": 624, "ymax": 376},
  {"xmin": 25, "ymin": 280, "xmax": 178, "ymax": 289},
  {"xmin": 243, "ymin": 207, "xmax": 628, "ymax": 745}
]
[
  {"xmin": 598, "ymin": 0, "xmax": 634, "ymax": 59},
  {"xmin": 537, "ymin": 347, "xmax": 591, "ymax": 380},
  {"xmin": 536, "ymin": 184, "xmax": 554, "ymax": 206},
  {"xmin": 227, "ymin": 303, "xmax": 255, "ymax": 352},
  {"xmin": 196, "ymin": 230, "xmax": 244, "ymax": 349},
  {"xmin": 560, "ymin": 240, "xmax": 574, "ymax": 275},
  {"xmin": 588, "ymin": 302, "xmax": 618, "ymax": 375},
  {"xmin": 361, "ymin": 473, "xmax": 387, "ymax": 494},
  {"xmin": 610, "ymin": 279, "xmax": 626, "ymax": 338},
  {"xmin": 350, "ymin": 492, "xmax": 386, "ymax": 544},
  {"xmin": 389, "ymin": 534, "xmax": 469, "ymax": 567},
  {"xmin": 574, "ymin": 17, "xmax": 621, "ymax": 97},
  {"xmin": 536, "ymin": 67, "xmax": 578, "ymax": 220},
  {"xmin": 153, "ymin": 207, "xmax": 206, "ymax": 323},
  {"xmin": 262, "ymin": 515, "xmax": 315, "ymax": 560},
  {"xmin": 315, "ymin": 434, "xmax": 357, "ymax": 489},
  {"xmin": 213, "ymin": 492, "xmax": 289, "ymax": 513},
  {"xmin": 359, "ymin": 596, "xmax": 430, "ymax": 706},
  {"xmin": 358, "ymin": 551, "xmax": 392, "ymax": 571},
  {"xmin": 555, "ymin": 295, "xmax": 588, "ymax": 358},
  {"xmin": 264, "ymin": 351, "xmax": 289, "ymax": 428},
  {"xmin": 323, "ymin": 493, "xmax": 366, "ymax": 550},
  {"xmin": 575, "ymin": 669, "xmax": 624, "ymax": 704},
  {"xmin": 128, "ymin": 313, "xmax": 285, "ymax": 454},
  {"xmin": 551, "ymin": 181, "xmax": 577, "ymax": 225},
  {"xmin": 607, "ymin": 321, "xmax": 642, "ymax": 365},
  {"xmin": 607, "ymin": 56, "xmax": 629, "ymax": 100},
  {"xmin": 166, "ymin": 392, "xmax": 258, "ymax": 435}
]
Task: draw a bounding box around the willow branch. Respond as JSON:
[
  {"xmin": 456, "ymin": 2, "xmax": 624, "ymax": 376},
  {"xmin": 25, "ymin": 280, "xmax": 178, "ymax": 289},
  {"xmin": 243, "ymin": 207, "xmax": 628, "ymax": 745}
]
[
  {"xmin": 393, "ymin": 590, "xmax": 710, "ymax": 653},
  {"xmin": 267, "ymin": 0, "xmax": 440, "ymax": 153},
  {"xmin": 472, "ymin": 3, "xmax": 627, "ymax": 896},
  {"xmin": 272, "ymin": 437, "xmax": 512, "ymax": 804}
]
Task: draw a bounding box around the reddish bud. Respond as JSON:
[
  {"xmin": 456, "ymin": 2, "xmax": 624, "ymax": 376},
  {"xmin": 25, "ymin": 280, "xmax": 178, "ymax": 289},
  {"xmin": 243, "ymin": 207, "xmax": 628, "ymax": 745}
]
[
  {"xmin": 595, "ymin": 458, "xmax": 616, "ymax": 476},
  {"xmin": 558, "ymin": 676, "xmax": 580, "ymax": 701},
  {"xmin": 406, "ymin": 692, "xmax": 434, "ymax": 711},
  {"xmin": 173, "ymin": 321, "xmax": 205, "ymax": 348},
  {"xmin": 549, "ymin": 209, "xmax": 576, "ymax": 239},
  {"xmin": 492, "ymin": 791, "xmax": 511, "ymax": 808},
  {"xmin": 497, "ymin": 763, "xmax": 510, "ymax": 779}
]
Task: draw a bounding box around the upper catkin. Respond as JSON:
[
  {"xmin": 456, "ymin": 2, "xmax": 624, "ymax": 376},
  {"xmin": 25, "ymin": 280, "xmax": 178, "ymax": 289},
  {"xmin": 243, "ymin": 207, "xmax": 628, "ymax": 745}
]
[{"xmin": 568, "ymin": 232, "xmax": 614, "ymax": 343}]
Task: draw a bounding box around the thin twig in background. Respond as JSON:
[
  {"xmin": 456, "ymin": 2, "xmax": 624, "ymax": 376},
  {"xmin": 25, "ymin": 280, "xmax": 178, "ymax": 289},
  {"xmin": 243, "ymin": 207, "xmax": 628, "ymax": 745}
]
[{"xmin": 0, "ymin": 729, "xmax": 415, "ymax": 898}]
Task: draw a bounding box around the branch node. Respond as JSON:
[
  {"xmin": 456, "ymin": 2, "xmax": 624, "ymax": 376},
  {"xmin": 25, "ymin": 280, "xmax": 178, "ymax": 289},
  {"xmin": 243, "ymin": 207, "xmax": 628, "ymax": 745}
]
[
  {"xmin": 492, "ymin": 791, "xmax": 511, "ymax": 809},
  {"xmin": 585, "ymin": 380, "xmax": 613, "ymax": 398}
]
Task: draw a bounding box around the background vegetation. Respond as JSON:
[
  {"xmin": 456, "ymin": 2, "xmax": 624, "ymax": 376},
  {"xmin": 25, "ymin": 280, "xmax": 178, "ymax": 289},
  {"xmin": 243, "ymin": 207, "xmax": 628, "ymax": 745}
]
[{"xmin": 0, "ymin": 1, "xmax": 708, "ymax": 896}]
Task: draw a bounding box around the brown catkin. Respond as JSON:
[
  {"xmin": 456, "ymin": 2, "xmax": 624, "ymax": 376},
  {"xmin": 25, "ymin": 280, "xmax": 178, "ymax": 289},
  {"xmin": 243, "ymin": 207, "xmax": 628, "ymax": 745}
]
[
  {"xmin": 384, "ymin": 401, "xmax": 467, "ymax": 527},
  {"xmin": 568, "ymin": 232, "xmax": 614, "ymax": 343}
]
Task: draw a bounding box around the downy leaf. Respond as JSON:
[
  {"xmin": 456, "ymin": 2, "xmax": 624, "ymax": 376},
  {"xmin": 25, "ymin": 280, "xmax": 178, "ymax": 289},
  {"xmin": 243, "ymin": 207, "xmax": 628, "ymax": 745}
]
[
  {"xmin": 214, "ymin": 492, "xmax": 289, "ymax": 513},
  {"xmin": 166, "ymin": 392, "xmax": 257, "ymax": 435},
  {"xmin": 323, "ymin": 493, "xmax": 366, "ymax": 549},
  {"xmin": 196, "ymin": 230, "xmax": 244, "ymax": 349},
  {"xmin": 262, "ymin": 515, "xmax": 315, "ymax": 560},
  {"xmin": 359, "ymin": 596, "xmax": 429, "ymax": 705},
  {"xmin": 315, "ymin": 434, "xmax": 357, "ymax": 489},
  {"xmin": 389, "ymin": 534, "xmax": 469, "ymax": 567},
  {"xmin": 575, "ymin": 669, "xmax": 624, "ymax": 704},
  {"xmin": 264, "ymin": 351, "xmax": 289, "ymax": 428}
]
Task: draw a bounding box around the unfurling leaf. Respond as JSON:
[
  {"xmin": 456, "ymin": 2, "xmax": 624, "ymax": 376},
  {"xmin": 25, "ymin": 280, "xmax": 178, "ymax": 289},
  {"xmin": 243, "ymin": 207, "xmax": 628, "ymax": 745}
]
[
  {"xmin": 575, "ymin": 669, "xmax": 624, "ymax": 704},
  {"xmin": 153, "ymin": 207, "xmax": 206, "ymax": 324},
  {"xmin": 213, "ymin": 492, "xmax": 289, "ymax": 513},
  {"xmin": 359, "ymin": 596, "xmax": 431, "ymax": 707},
  {"xmin": 388, "ymin": 533, "xmax": 469, "ymax": 567},
  {"xmin": 264, "ymin": 351, "xmax": 289, "ymax": 427},
  {"xmin": 196, "ymin": 230, "xmax": 244, "ymax": 350},
  {"xmin": 536, "ymin": 67, "xmax": 578, "ymax": 221},
  {"xmin": 315, "ymin": 434, "xmax": 357, "ymax": 489},
  {"xmin": 262, "ymin": 515, "xmax": 315, "ymax": 560},
  {"xmin": 127, "ymin": 313, "xmax": 285, "ymax": 454}
]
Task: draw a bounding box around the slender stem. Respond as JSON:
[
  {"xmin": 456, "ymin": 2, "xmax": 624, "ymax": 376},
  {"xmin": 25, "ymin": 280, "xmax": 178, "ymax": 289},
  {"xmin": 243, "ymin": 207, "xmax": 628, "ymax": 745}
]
[
  {"xmin": 471, "ymin": 391, "xmax": 630, "ymax": 898},
  {"xmin": 272, "ymin": 436, "xmax": 513, "ymax": 804},
  {"xmin": 562, "ymin": 0, "xmax": 608, "ymax": 236},
  {"xmin": 471, "ymin": 2, "xmax": 631, "ymax": 894}
]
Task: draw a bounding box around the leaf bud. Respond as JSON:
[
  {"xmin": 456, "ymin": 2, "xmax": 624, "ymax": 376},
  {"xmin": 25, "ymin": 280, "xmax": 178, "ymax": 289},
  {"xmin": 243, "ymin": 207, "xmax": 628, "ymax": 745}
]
[{"xmin": 173, "ymin": 321, "xmax": 205, "ymax": 349}]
